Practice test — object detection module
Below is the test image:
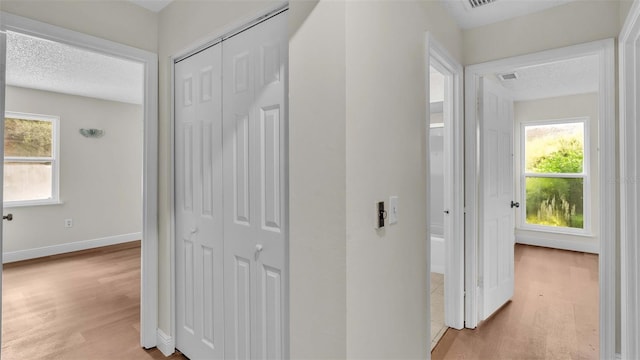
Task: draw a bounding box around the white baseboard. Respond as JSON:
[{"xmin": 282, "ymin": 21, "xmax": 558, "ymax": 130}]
[
  {"xmin": 3, "ymin": 232, "xmax": 142, "ymax": 263},
  {"xmin": 516, "ymin": 235, "xmax": 598, "ymax": 254},
  {"xmin": 156, "ymin": 329, "xmax": 175, "ymax": 357},
  {"xmin": 615, "ymin": 353, "xmax": 621, "ymax": 360}
]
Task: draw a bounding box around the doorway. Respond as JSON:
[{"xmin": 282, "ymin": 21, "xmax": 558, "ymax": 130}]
[
  {"xmin": 464, "ymin": 39, "xmax": 616, "ymax": 358},
  {"xmin": 0, "ymin": 12, "xmax": 159, "ymax": 349},
  {"xmin": 426, "ymin": 34, "xmax": 464, "ymax": 352}
]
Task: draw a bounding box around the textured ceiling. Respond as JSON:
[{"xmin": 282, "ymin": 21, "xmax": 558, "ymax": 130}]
[
  {"xmin": 496, "ymin": 55, "xmax": 599, "ymax": 101},
  {"xmin": 129, "ymin": 0, "xmax": 173, "ymax": 12},
  {"xmin": 6, "ymin": 31, "xmax": 144, "ymax": 105},
  {"xmin": 440, "ymin": 0, "xmax": 576, "ymax": 29}
]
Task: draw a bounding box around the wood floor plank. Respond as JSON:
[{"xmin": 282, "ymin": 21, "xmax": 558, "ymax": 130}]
[
  {"xmin": 432, "ymin": 244, "xmax": 598, "ymax": 360},
  {"xmin": 2, "ymin": 241, "xmax": 187, "ymax": 360}
]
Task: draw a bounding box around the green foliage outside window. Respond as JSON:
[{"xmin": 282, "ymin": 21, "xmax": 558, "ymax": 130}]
[
  {"xmin": 4, "ymin": 118, "xmax": 53, "ymax": 157},
  {"xmin": 525, "ymin": 123, "xmax": 585, "ymax": 229}
]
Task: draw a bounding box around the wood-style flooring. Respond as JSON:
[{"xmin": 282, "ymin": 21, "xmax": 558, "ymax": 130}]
[
  {"xmin": 2, "ymin": 241, "xmax": 186, "ymax": 360},
  {"xmin": 2, "ymin": 242, "xmax": 598, "ymax": 359},
  {"xmin": 432, "ymin": 244, "xmax": 599, "ymax": 359}
]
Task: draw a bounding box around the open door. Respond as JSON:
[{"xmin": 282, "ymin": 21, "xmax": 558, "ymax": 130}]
[{"xmin": 478, "ymin": 76, "xmax": 515, "ymax": 320}]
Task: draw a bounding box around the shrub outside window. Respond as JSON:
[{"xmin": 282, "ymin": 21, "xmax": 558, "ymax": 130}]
[
  {"xmin": 522, "ymin": 118, "xmax": 588, "ymax": 232},
  {"xmin": 4, "ymin": 112, "xmax": 60, "ymax": 206}
]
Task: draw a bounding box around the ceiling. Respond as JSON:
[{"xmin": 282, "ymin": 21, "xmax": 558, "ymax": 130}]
[
  {"xmin": 494, "ymin": 55, "xmax": 599, "ymax": 101},
  {"xmin": 6, "ymin": 31, "xmax": 144, "ymax": 105},
  {"xmin": 129, "ymin": 0, "xmax": 173, "ymax": 12},
  {"xmin": 440, "ymin": 0, "xmax": 576, "ymax": 29}
]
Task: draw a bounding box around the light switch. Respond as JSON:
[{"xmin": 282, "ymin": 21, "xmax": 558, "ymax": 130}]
[{"xmin": 389, "ymin": 196, "xmax": 398, "ymax": 224}]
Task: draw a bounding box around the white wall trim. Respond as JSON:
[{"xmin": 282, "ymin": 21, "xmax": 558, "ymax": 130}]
[
  {"xmin": 0, "ymin": 12, "xmax": 159, "ymax": 349},
  {"xmin": 156, "ymin": 329, "xmax": 175, "ymax": 357},
  {"xmin": 3, "ymin": 233, "xmax": 141, "ymax": 263},
  {"xmin": 619, "ymin": 0, "xmax": 640, "ymax": 358},
  {"xmin": 515, "ymin": 235, "xmax": 598, "ymax": 254},
  {"xmin": 426, "ymin": 33, "xmax": 465, "ymax": 335},
  {"xmin": 465, "ymin": 39, "xmax": 616, "ymax": 360}
]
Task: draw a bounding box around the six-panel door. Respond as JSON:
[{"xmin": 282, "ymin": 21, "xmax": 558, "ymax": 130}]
[
  {"xmin": 175, "ymin": 44, "xmax": 225, "ymax": 359},
  {"xmin": 222, "ymin": 12, "xmax": 288, "ymax": 360},
  {"xmin": 175, "ymin": 11, "xmax": 288, "ymax": 360}
]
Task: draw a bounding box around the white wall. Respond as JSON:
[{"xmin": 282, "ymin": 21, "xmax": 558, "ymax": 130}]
[
  {"xmin": 0, "ymin": 0, "xmax": 158, "ymax": 53},
  {"xmin": 514, "ymin": 93, "xmax": 599, "ymax": 252},
  {"xmin": 344, "ymin": 1, "xmax": 461, "ymax": 358},
  {"xmin": 463, "ymin": 1, "xmax": 621, "ymax": 65},
  {"xmin": 3, "ymin": 86, "xmax": 143, "ymax": 254}
]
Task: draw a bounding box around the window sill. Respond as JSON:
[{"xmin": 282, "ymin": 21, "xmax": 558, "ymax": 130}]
[
  {"xmin": 516, "ymin": 225, "xmax": 594, "ymax": 238},
  {"xmin": 3, "ymin": 200, "xmax": 64, "ymax": 208}
]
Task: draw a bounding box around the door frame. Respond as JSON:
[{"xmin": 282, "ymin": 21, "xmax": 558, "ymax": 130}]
[
  {"xmin": 168, "ymin": 3, "xmax": 289, "ymax": 357},
  {"xmin": 0, "ymin": 12, "xmax": 159, "ymax": 349},
  {"xmin": 464, "ymin": 39, "xmax": 615, "ymax": 359},
  {"xmin": 425, "ymin": 33, "xmax": 465, "ymax": 335},
  {"xmin": 620, "ymin": 0, "xmax": 640, "ymax": 358}
]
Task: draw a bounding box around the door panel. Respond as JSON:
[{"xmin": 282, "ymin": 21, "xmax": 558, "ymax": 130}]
[
  {"xmin": 480, "ymin": 77, "xmax": 515, "ymax": 320},
  {"xmin": 175, "ymin": 44, "xmax": 224, "ymax": 359},
  {"xmin": 223, "ymin": 11, "xmax": 287, "ymax": 360}
]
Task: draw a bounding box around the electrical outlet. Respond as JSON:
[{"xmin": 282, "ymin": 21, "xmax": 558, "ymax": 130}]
[{"xmin": 64, "ymin": 218, "xmax": 73, "ymax": 228}]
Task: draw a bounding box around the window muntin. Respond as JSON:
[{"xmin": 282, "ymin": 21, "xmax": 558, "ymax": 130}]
[
  {"xmin": 522, "ymin": 119, "xmax": 587, "ymax": 232},
  {"xmin": 4, "ymin": 112, "xmax": 59, "ymax": 206}
]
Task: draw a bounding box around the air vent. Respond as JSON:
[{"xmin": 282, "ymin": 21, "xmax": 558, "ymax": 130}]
[
  {"xmin": 468, "ymin": 0, "xmax": 497, "ymax": 9},
  {"xmin": 498, "ymin": 72, "xmax": 518, "ymax": 81}
]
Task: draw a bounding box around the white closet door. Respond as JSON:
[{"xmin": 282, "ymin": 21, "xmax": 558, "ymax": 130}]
[
  {"xmin": 175, "ymin": 44, "xmax": 225, "ymax": 360},
  {"xmin": 223, "ymin": 12, "xmax": 288, "ymax": 360}
]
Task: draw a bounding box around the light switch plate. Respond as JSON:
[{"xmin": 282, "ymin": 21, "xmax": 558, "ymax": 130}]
[{"xmin": 389, "ymin": 196, "xmax": 398, "ymax": 224}]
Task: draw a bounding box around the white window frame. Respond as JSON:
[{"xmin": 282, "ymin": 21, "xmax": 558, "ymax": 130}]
[
  {"xmin": 519, "ymin": 116, "xmax": 590, "ymax": 236},
  {"xmin": 4, "ymin": 111, "xmax": 61, "ymax": 207}
]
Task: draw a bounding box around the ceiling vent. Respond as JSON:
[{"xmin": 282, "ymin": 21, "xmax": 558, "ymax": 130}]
[
  {"xmin": 498, "ymin": 72, "xmax": 519, "ymax": 81},
  {"xmin": 468, "ymin": 0, "xmax": 497, "ymax": 9}
]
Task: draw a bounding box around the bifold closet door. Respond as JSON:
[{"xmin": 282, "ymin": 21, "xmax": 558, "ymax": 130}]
[
  {"xmin": 175, "ymin": 44, "xmax": 225, "ymax": 359},
  {"xmin": 223, "ymin": 11, "xmax": 288, "ymax": 360}
]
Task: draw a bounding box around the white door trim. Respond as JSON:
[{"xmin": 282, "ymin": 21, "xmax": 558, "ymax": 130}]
[
  {"xmin": 0, "ymin": 12, "xmax": 159, "ymax": 349},
  {"xmin": 425, "ymin": 33, "xmax": 465, "ymax": 335},
  {"xmin": 620, "ymin": 1, "xmax": 640, "ymax": 358},
  {"xmin": 464, "ymin": 39, "xmax": 616, "ymax": 359}
]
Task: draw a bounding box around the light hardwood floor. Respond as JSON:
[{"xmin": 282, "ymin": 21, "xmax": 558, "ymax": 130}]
[
  {"xmin": 2, "ymin": 242, "xmax": 187, "ymax": 360},
  {"xmin": 432, "ymin": 244, "xmax": 599, "ymax": 359}
]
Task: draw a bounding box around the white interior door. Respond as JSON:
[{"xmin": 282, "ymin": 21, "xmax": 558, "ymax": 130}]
[
  {"xmin": 175, "ymin": 44, "xmax": 225, "ymax": 359},
  {"xmin": 223, "ymin": 12, "xmax": 287, "ymax": 359},
  {"xmin": 479, "ymin": 76, "xmax": 515, "ymax": 320}
]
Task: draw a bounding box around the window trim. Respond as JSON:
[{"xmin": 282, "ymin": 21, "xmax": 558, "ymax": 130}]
[
  {"xmin": 4, "ymin": 111, "xmax": 60, "ymax": 207},
  {"xmin": 519, "ymin": 116, "xmax": 591, "ymax": 236}
]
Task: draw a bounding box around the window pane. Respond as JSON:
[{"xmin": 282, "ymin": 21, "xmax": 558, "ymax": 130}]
[
  {"xmin": 3, "ymin": 162, "xmax": 53, "ymax": 202},
  {"xmin": 525, "ymin": 177, "xmax": 583, "ymax": 229},
  {"xmin": 5, "ymin": 118, "xmax": 53, "ymax": 157},
  {"xmin": 525, "ymin": 122, "xmax": 584, "ymax": 173}
]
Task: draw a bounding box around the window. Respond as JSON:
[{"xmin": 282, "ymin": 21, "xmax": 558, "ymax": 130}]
[
  {"xmin": 522, "ymin": 118, "xmax": 587, "ymax": 232},
  {"xmin": 4, "ymin": 112, "xmax": 60, "ymax": 206}
]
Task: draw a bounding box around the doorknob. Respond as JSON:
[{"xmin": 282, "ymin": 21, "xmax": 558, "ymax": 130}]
[
  {"xmin": 444, "ymin": 210, "xmax": 450, "ymax": 214},
  {"xmin": 510, "ymin": 201, "xmax": 520, "ymax": 208},
  {"xmin": 3, "ymin": 214, "xmax": 13, "ymax": 221},
  {"xmin": 255, "ymin": 244, "xmax": 263, "ymax": 260}
]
